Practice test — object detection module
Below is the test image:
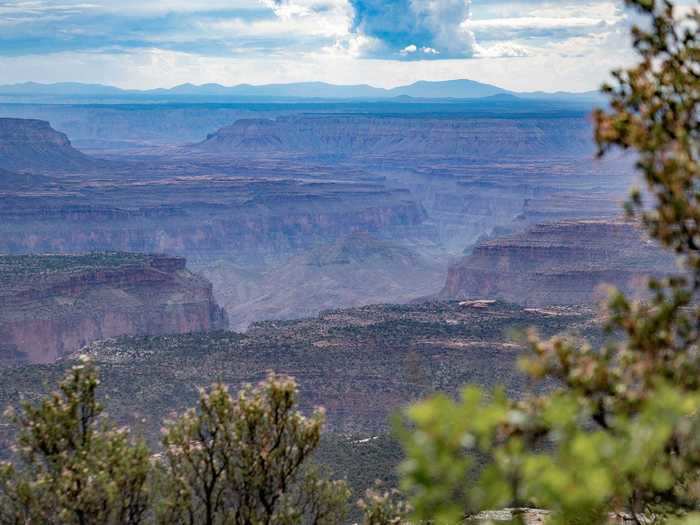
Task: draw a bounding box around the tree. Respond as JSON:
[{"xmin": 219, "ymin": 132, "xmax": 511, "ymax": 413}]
[
  {"xmin": 0, "ymin": 364, "xmax": 350, "ymax": 525},
  {"xmin": 358, "ymin": 482, "xmax": 411, "ymax": 525},
  {"xmin": 397, "ymin": 1, "xmax": 700, "ymax": 523},
  {"xmin": 157, "ymin": 373, "xmax": 350, "ymax": 525},
  {"xmin": 0, "ymin": 356, "xmax": 151, "ymax": 525}
]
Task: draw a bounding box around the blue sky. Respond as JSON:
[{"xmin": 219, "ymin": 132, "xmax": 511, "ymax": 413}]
[{"xmin": 0, "ymin": 0, "xmax": 693, "ymax": 91}]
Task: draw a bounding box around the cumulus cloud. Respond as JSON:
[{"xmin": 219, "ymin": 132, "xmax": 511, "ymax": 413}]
[
  {"xmin": 0, "ymin": 0, "xmax": 633, "ymax": 63},
  {"xmin": 0, "ymin": 0, "xmax": 644, "ymax": 91},
  {"xmin": 348, "ymin": 0, "xmax": 476, "ymax": 60}
]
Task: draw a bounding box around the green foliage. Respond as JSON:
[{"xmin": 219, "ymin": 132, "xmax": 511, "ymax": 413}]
[
  {"xmin": 0, "ymin": 364, "xmax": 350, "ymax": 525},
  {"xmin": 157, "ymin": 373, "xmax": 349, "ymax": 524},
  {"xmin": 0, "ymin": 252, "xmax": 152, "ymax": 286},
  {"xmin": 397, "ymin": 1, "xmax": 700, "ymax": 523},
  {"xmin": 0, "ymin": 356, "xmax": 151, "ymax": 525},
  {"xmin": 357, "ymin": 482, "xmax": 411, "ymax": 525}
]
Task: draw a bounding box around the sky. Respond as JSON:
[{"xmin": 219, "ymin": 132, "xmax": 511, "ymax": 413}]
[{"xmin": 0, "ymin": 0, "xmax": 694, "ymax": 92}]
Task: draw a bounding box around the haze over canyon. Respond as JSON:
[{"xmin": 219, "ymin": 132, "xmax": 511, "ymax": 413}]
[
  {"xmin": 0, "ymin": 79, "xmax": 671, "ymax": 504},
  {"xmin": 0, "ymin": 82, "xmax": 659, "ymax": 348}
]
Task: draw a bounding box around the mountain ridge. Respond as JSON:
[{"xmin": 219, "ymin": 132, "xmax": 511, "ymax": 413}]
[{"xmin": 0, "ymin": 79, "xmax": 602, "ymax": 102}]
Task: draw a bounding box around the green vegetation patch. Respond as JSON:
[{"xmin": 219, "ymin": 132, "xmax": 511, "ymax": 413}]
[{"xmin": 0, "ymin": 252, "xmax": 155, "ymax": 287}]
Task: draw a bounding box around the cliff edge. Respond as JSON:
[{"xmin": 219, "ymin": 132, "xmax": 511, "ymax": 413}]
[
  {"xmin": 0, "ymin": 252, "xmax": 228, "ymax": 364},
  {"xmin": 439, "ymin": 219, "xmax": 676, "ymax": 306},
  {"xmin": 0, "ymin": 118, "xmax": 96, "ymax": 172}
]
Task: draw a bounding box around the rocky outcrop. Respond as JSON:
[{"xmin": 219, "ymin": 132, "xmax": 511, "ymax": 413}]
[
  {"xmin": 439, "ymin": 219, "xmax": 676, "ymax": 306},
  {"xmin": 0, "ymin": 253, "xmax": 227, "ymax": 364},
  {"xmin": 0, "ymin": 118, "xmax": 96, "ymax": 172},
  {"xmin": 194, "ymin": 115, "xmax": 594, "ymax": 159}
]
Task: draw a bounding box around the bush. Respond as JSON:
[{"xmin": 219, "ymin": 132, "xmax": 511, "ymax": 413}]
[{"xmin": 0, "ymin": 364, "xmax": 350, "ymax": 525}]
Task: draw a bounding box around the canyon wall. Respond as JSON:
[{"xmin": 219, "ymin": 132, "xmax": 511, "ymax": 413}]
[
  {"xmin": 198, "ymin": 232, "xmax": 445, "ymax": 330},
  {"xmin": 0, "ymin": 182, "xmax": 426, "ymax": 260},
  {"xmin": 0, "ymin": 118, "xmax": 96, "ymax": 172},
  {"xmin": 0, "ymin": 112, "xmax": 640, "ymax": 329},
  {"xmin": 439, "ymin": 220, "xmax": 676, "ymax": 306},
  {"xmin": 0, "ymin": 253, "xmax": 228, "ymax": 364},
  {"xmin": 194, "ymin": 115, "xmax": 594, "ymax": 158}
]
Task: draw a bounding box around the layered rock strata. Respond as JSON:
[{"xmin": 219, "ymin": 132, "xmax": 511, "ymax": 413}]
[
  {"xmin": 439, "ymin": 220, "xmax": 675, "ymax": 306},
  {"xmin": 0, "ymin": 118, "xmax": 95, "ymax": 172},
  {"xmin": 0, "ymin": 253, "xmax": 227, "ymax": 364}
]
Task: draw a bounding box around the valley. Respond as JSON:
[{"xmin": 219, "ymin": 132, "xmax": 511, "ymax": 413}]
[
  {"xmin": 0, "ymin": 83, "xmax": 680, "ymax": 522},
  {"xmin": 1, "ymin": 0, "xmax": 693, "ymax": 517},
  {"xmin": 0, "ymin": 100, "xmax": 644, "ymax": 333}
]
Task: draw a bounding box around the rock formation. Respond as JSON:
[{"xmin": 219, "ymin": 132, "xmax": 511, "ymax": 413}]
[
  {"xmin": 0, "ymin": 118, "xmax": 96, "ymax": 172},
  {"xmin": 0, "ymin": 174, "xmax": 426, "ymax": 260},
  {"xmin": 194, "ymin": 115, "xmax": 594, "ymax": 158},
  {"xmin": 0, "ymin": 253, "xmax": 227, "ymax": 364},
  {"xmin": 0, "ymin": 112, "xmax": 639, "ymax": 331},
  {"xmin": 439, "ymin": 219, "xmax": 676, "ymax": 306}
]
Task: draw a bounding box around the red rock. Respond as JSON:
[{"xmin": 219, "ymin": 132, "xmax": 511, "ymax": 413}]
[
  {"xmin": 439, "ymin": 219, "xmax": 675, "ymax": 306},
  {"xmin": 0, "ymin": 253, "xmax": 227, "ymax": 364}
]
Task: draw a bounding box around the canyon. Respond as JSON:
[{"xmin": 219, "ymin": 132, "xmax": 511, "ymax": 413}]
[
  {"xmin": 0, "ymin": 253, "xmax": 227, "ymax": 365},
  {"xmin": 0, "ymin": 91, "xmax": 677, "ymax": 514},
  {"xmin": 0, "ymin": 100, "xmax": 642, "ymax": 347},
  {"xmin": 201, "ymin": 232, "xmax": 445, "ymax": 330}
]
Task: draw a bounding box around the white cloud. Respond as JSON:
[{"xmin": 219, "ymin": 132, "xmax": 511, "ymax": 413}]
[
  {"xmin": 0, "ymin": 39, "xmax": 634, "ymax": 93},
  {"xmin": 465, "ymin": 16, "xmax": 615, "ymax": 32},
  {"xmin": 0, "ymin": 0, "xmax": 643, "ymax": 92},
  {"xmin": 474, "ymin": 41, "xmax": 529, "ymax": 58}
]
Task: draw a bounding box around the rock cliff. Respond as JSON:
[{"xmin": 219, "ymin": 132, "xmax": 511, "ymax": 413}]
[
  {"xmin": 0, "ymin": 118, "xmax": 96, "ymax": 172},
  {"xmin": 194, "ymin": 115, "xmax": 594, "ymax": 158},
  {"xmin": 0, "ymin": 253, "xmax": 227, "ymax": 364},
  {"xmin": 439, "ymin": 219, "xmax": 676, "ymax": 306},
  {"xmin": 0, "ymin": 176, "xmax": 426, "ymax": 261}
]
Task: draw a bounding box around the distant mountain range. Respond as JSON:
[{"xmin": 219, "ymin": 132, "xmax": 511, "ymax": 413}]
[{"xmin": 0, "ymin": 79, "xmax": 603, "ymax": 103}]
